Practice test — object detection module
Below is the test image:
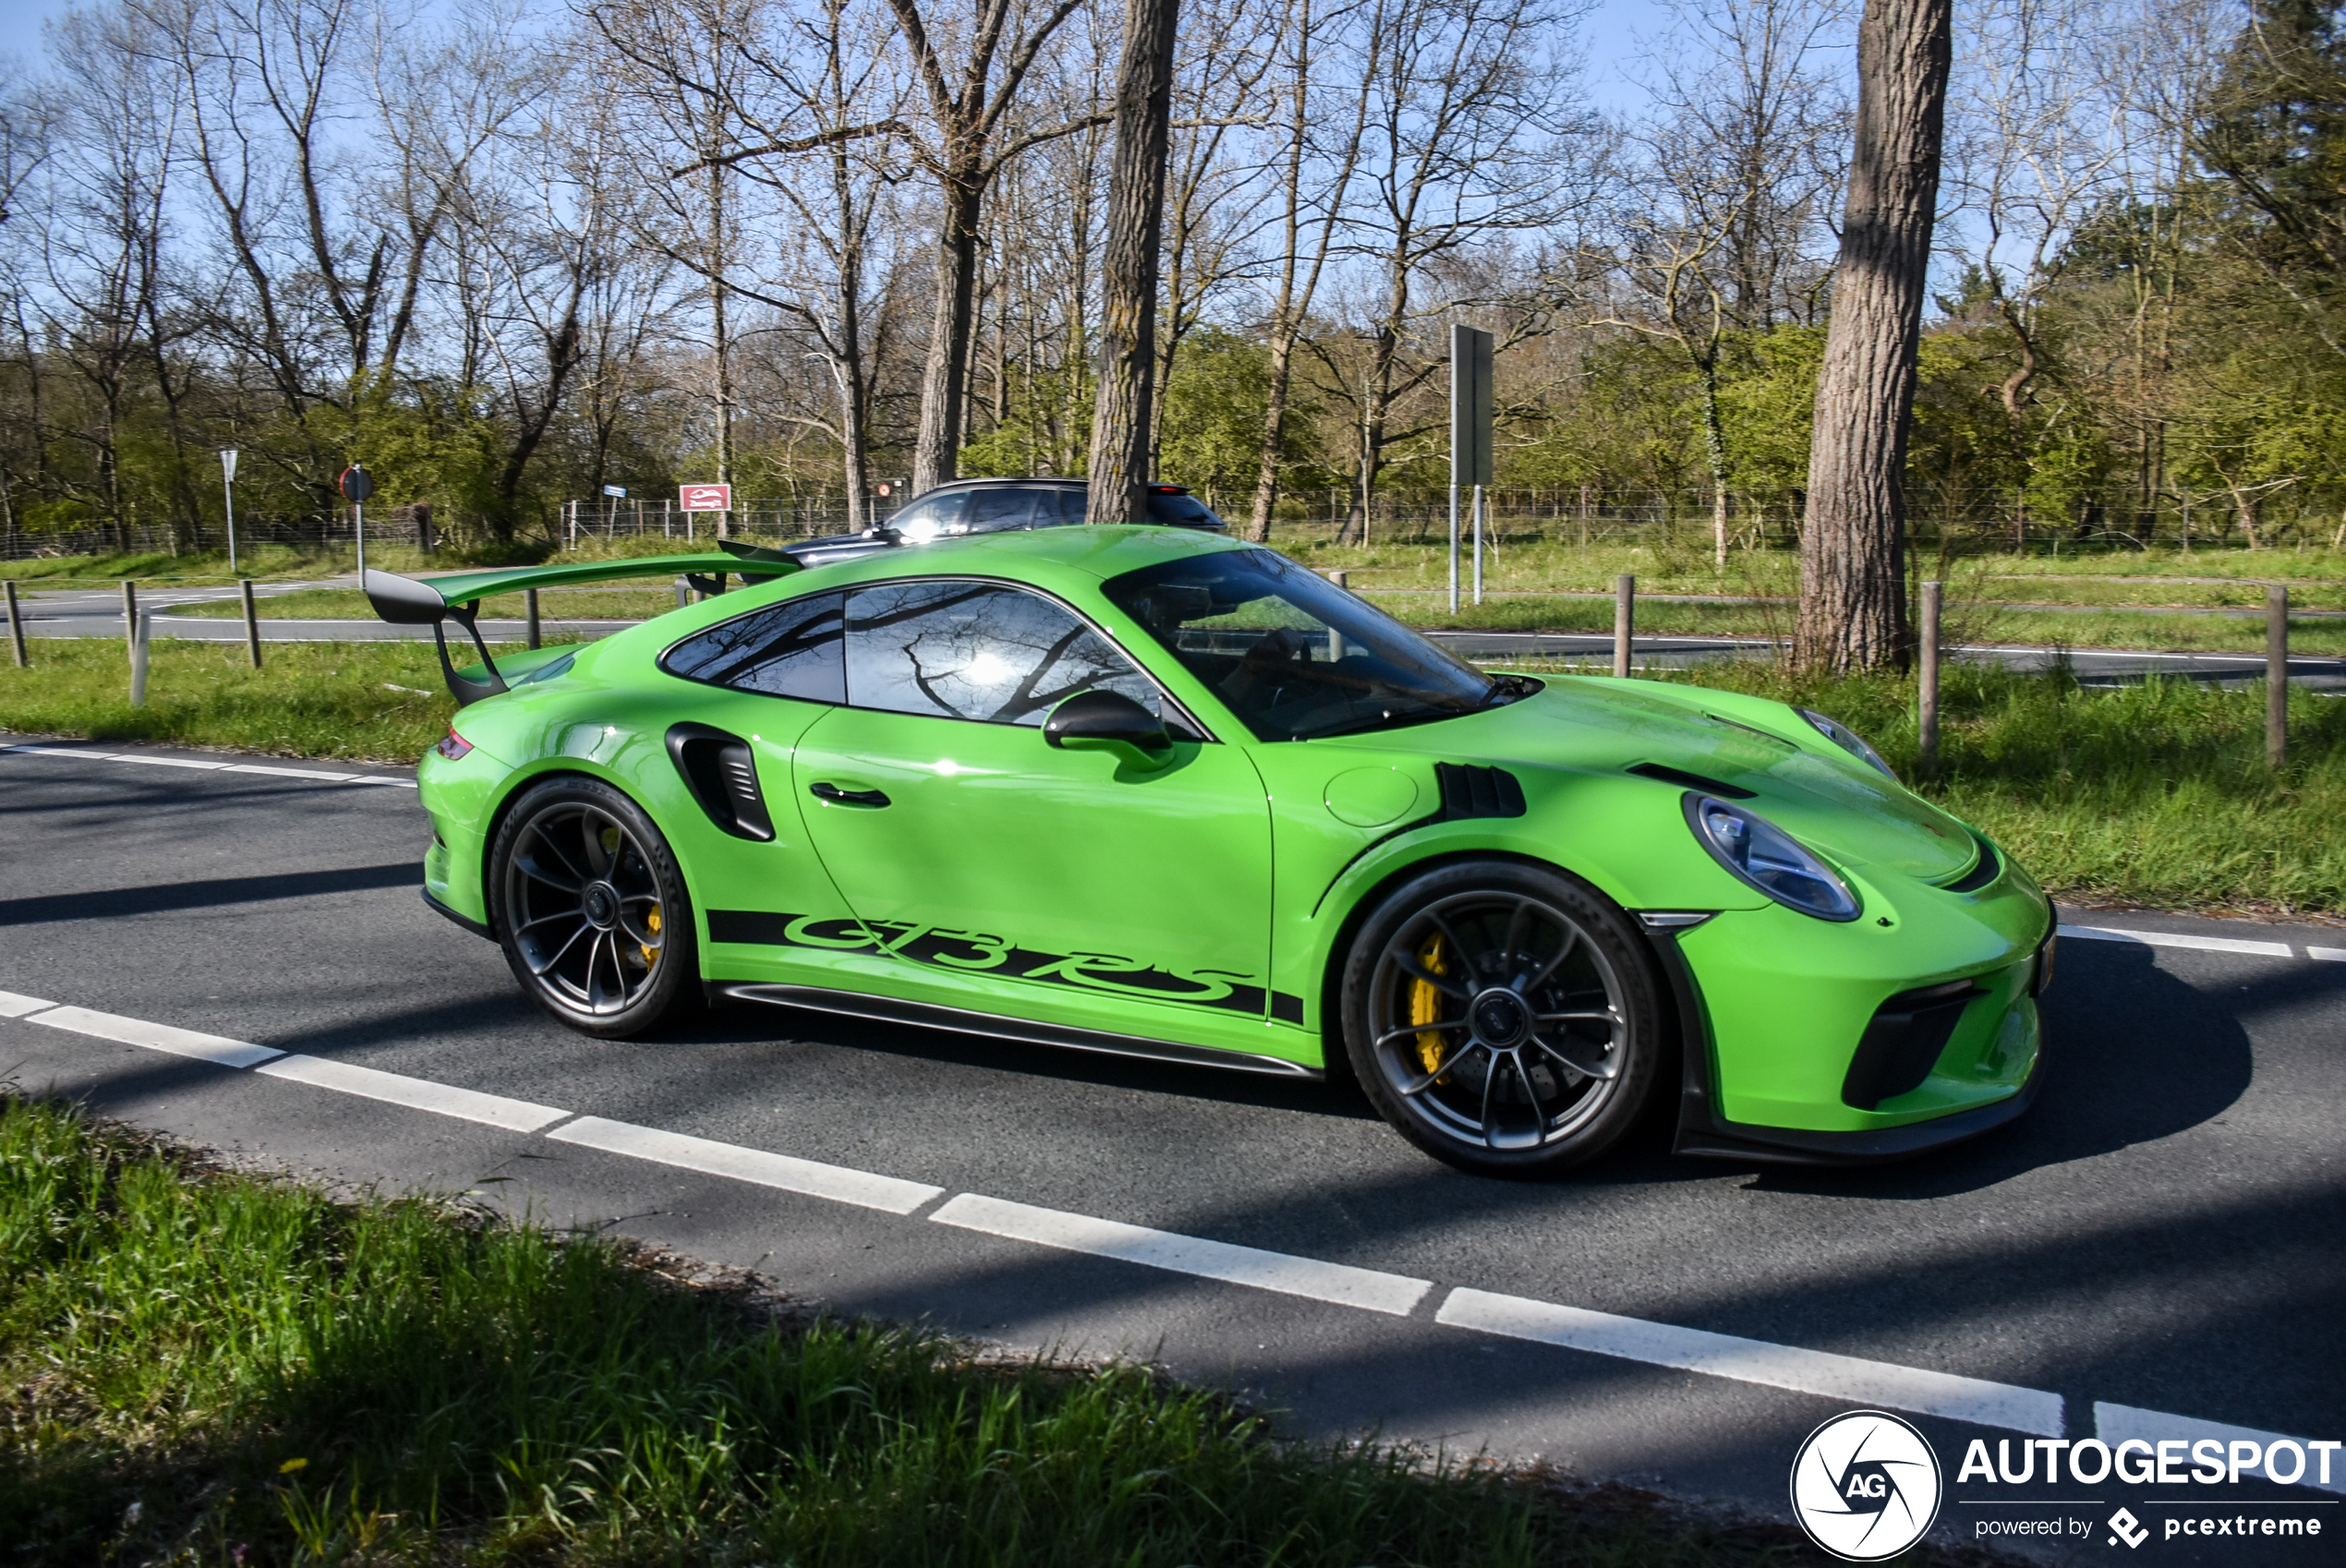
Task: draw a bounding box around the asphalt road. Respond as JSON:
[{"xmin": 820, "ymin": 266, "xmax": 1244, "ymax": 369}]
[
  {"xmin": 13, "ymin": 577, "xmax": 2346, "ymax": 686},
  {"xmin": 3, "ymin": 740, "xmax": 2342, "ymax": 1564}
]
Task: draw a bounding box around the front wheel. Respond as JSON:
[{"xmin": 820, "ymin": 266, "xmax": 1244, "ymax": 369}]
[
  {"xmin": 1340, "ymin": 861, "xmax": 1664, "ymax": 1176},
  {"xmin": 490, "ymin": 777, "xmax": 700, "ymax": 1038}
]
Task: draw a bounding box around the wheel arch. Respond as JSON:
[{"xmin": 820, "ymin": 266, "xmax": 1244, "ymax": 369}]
[{"xmin": 1310, "ymin": 846, "xmax": 1689, "ymax": 1115}]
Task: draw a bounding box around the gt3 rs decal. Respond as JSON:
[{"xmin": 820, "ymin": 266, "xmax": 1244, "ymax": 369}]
[{"xmin": 707, "ymin": 910, "xmax": 1302, "ymax": 1019}]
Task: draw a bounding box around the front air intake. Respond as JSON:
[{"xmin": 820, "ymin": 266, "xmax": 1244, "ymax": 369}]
[{"xmin": 665, "ymin": 723, "xmax": 776, "ymax": 841}]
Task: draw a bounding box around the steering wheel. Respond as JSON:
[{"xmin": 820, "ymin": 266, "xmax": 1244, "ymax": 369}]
[{"xmin": 1222, "ymin": 626, "xmax": 1316, "ymax": 710}]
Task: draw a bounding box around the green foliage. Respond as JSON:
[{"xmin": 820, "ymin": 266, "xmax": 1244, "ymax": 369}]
[{"xmin": 0, "ymin": 1097, "xmax": 1772, "ymax": 1567}]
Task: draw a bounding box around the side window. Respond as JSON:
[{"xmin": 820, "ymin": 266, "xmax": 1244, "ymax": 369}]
[
  {"xmin": 844, "ymin": 580, "xmax": 1161, "ymax": 727},
  {"xmin": 961, "ymin": 488, "xmax": 1037, "ymax": 532},
  {"xmin": 659, "ymin": 591, "xmax": 845, "ymax": 704},
  {"xmin": 888, "ymin": 491, "xmax": 967, "ymax": 540}
]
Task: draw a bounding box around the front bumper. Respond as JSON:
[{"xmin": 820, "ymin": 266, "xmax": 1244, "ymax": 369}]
[{"xmin": 1651, "ymin": 877, "xmax": 2052, "ymax": 1165}]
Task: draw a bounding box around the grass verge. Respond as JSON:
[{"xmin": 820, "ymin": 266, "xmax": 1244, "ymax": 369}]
[{"xmin": 0, "ymin": 1095, "xmax": 1852, "ymax": 1567}]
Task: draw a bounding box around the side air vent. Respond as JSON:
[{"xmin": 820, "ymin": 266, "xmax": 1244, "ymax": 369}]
[
  {"xmin": 1628, "ymin": 761, "xmax": 1757, "ymax": 799},
  {"xmin": 1940, "ymin": 833, "xmax": 2001, "ymax": 894},
  {"xmin": 1434, "ymin": 762, "xmax": 1526, "ymax": 819},
  {"xmin": 665, "ymin": 723, "xmax": 776, "ymax": 841}
]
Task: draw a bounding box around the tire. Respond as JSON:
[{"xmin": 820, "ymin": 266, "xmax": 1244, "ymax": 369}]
[
  {"xmin": 489, "ymin": 777, "xmax": 701, "ymax": 1039},
  {"xmin": 1339, "ymin": 859, "xmax": 1664, "ymax": 1176}
]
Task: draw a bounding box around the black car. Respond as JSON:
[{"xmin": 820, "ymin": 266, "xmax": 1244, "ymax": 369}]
[{"xmin": 785, "ymin": 478, "xmax": 1225, "ymax": 568}]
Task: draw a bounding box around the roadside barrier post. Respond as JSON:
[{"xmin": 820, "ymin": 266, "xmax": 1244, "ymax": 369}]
[
  {"xmin": 674, "ymin": 576, "xmax": 688, "ymax": 609},
  {"xmin": 1918, "ymin": 579, "xmax": 1942, "ymax": 778},
  {"xmin": 120, "ymin": 580, "xmax": 137, "ymax": 657},
  {"xmin": 129, "ymin": 610, "xmax": 151, "ymax": 706},
  {"xmin": 5, "ymin": 579, "xmax": 25, "ymax": 667},
  {"xmin": 526, "ymin": 588, "xmax": 542, "ymax": 650},
  {"xmin": 2268, "ymin": 585, "xmax": 2289, "ymax": 770},
  {"xmin": 240, "ymin": 578, "xmax": 261, "ymax": 669},
  {"xmin": 1613, "ymin": 573, "xmax": 1635, "ymax": 678}
]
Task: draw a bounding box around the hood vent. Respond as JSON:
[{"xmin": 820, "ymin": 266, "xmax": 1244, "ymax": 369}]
[{"xmin": 1628, "ymin": 761, "xmax": 1757, "ymax": 799}]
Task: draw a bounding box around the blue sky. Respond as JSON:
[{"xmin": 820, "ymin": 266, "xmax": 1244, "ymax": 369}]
[{"xmin": 8, "ymin": 0, "xmax": 1676, "ymax": 110}]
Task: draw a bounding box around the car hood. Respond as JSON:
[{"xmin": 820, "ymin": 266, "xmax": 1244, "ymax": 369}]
[{"xmin": 1379, "ymin": 678, "xmax": 1981, "ymax": 884}]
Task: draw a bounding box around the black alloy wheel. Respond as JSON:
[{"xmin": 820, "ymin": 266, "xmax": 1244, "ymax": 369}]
[
  {"xmin": 1341, "ymin": 860, "xmax": 1663, "ymax": 1176},
  {"xmin": 490, "ymin": 777, "xmax": 699, "ymax": 1038}
]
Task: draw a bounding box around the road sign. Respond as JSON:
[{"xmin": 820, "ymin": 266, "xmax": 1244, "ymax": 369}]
[
  {"xmin": 220, "ymin": 449, "xmax": 238, "ymax": 482},
  {"xmin": 602, "ymin": 484, "xmax": 626, "ymax": 498},
  {"xmin": 338, "ymin": 464, "xmax": 374, "ymax": 502},
  {"xmin": 679, "ymin": 484, "xmax": 732, "ymax": 512},
  {"xmin": 1450, "ymin": 325, "xmax": 1493, "ymax": 488}
]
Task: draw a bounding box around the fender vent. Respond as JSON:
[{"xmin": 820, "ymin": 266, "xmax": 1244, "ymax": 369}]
[
  {"xmin": 1940, "ymin": 834, "xmax": 2001, "ymax": 893},
  {"xmin": 1628, "ymin": 762, "xmax": 1757, "ymax": 799},
  {"xmin": 666, "ymin": 723, "xmax": 776, "ymax": 841},
  {"xmin": 1434, "ymin": 763, "xmax": 1526, "ymax": 819}
]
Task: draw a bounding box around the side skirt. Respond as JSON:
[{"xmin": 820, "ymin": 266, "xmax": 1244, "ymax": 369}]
[{"xmin": 711, "ymin": 983, "xmax": 1324, "ymax": 1080}]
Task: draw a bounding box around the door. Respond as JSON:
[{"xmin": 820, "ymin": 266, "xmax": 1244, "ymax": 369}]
[{"xmin": 791, "ymin": 577, "xmax": 1276, "ymax": 1027}]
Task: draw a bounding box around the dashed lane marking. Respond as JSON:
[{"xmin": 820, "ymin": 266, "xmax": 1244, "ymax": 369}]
[
  {"xmin": 0, "ymin": 742, "xmax": 417, "ymax": 787},
  {"xmin": 547, "ymin": 1115, "xmax": 942, "ymax": 1214},
  {"xmin": 1436, "ymin": 1286, "xmax": 2066, "ymax": 1436},
  {"xmin": 0, "ymin": 990, "xmax": 55, "ymax": 1018},
  {"xmin": 2095, "ymin": 1402, "xmax": 2346, "ymax": 1495},
  {"xmin": 253, "ymin": 1053, "xmax": 569, "ymax": 1133},
  {"xmin": 2058, "ymin": 924, "xmax": 2297, "ymax": 959},
  {"xmin": 31, "ymin": 1003, "xmax": 284, "ymax": 1069},
  {"xmin": 929, "ymin": 1191, "xmax": 1433, "ymax": 1317}
]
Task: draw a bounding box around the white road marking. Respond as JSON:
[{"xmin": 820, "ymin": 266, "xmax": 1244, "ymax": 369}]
[
  {"xmin": 1436, "ymin": 1286, "xmax": 2066, "ymax": 1435},
  {"xmin": 2094, "ymin": 1402, "xmax": 2346, "ymax": 1495},
  {"xmin": 0, "ymin": 990, "xmax": 55, "ymax": 1017},
  {"xmin": 0, "ymin": 742, "xmax": 417, "ymax": 788},
  {"xmin": 929, "ymin": 1192, "xmax": 1433, "ymax": 1316},
  {"xmin": 2058, "ymin": 923, "xmax": 2296, "ymax": 959},
  {"xmin": 548, "ymin": 1116, "xmax": 943, "ymax": 1214},
  {"xmin": 252, "ymin": 1053, "xmax": 569, "ymax": 1133},
  {"xmin": 30, "ymin": 1004, "xmax": 284, "ymax": 1068},
  {"xmin": 2310, "ymin": 947, "xmax": 2346, "ymax": 963}
]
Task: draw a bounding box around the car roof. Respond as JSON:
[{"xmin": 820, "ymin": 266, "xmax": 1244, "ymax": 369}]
[
  {"xmin": 779, "ymin": 521, "xmax": 1252, "ymax": 595},
  {"xmin": 918, "ymin": 476, "xmax": 1085, "ymax": 491}
]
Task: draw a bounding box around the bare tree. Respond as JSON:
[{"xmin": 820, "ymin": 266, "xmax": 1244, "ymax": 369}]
[
  {"xmin": 1085, "ymin": 0, "xmax": 1182, "ymax": 523},
  {"xmin": 1794, "ymin": 0, "xmax": 1953, "ymax": 673}
]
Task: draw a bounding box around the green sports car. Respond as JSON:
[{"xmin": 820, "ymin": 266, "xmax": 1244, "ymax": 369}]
[{"xmin": 366, "ymin": 524, "xmax": 2052, "ymax": 1176}]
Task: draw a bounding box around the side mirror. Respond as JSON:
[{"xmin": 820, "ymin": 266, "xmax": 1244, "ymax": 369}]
[{"xmin": 1045, "ymin": 689, "xmax": 1174, "ymax": 769}]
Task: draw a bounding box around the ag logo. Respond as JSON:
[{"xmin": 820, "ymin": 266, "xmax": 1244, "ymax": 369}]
[{"xmin": 1789, "ymin": 1410, "xmax": 1943, "ymax": 1561}]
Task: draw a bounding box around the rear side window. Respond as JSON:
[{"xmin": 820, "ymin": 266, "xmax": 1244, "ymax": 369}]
[
  {"xmin": 660, "ymin": 591, "xmax": 845, "ymax": 704},
  {"xmin": 843, "ymin": 579, "xmax": 1159, "ymax": 727}
]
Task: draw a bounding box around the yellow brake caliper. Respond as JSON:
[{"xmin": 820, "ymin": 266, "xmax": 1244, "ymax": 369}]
[
  {"xmin": 640, "ymin": 904, "xmax": 661, "ymax": 970},
  {"xmin": 1410, "ymin": 934, "xmax": 1449, "ymax": 1075}
]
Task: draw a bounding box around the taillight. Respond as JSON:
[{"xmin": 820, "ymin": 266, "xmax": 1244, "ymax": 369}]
[{"xmin": 435, "ymin": 727, "xmax": 473, "ymax": 761}]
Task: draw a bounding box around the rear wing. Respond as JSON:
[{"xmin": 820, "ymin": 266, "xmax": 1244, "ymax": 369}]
[{"xmin": 363, "ymin": 539, "xmax": 799, "ymax": 706}]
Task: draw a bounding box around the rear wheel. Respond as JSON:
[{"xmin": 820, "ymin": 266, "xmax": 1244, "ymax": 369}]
[
  {"xmin": 490, "ymin": 777, "xmax": 699, "ymax": 1038},
  {"xmin": 1340, "ymin": 860, "xmax": 1663, "ymax": 1176}
]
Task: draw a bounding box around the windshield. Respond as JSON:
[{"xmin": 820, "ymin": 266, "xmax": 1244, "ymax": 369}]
[{"xmin": 1102, "ymin": 548, "xmax": 1504, "ymax": 741}]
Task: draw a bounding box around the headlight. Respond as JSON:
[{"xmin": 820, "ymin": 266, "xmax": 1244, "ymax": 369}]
[
  {"xmin": 1685, "ymin": 795, "xmax": 1861, "ymax": 921},
  {"xmin": 1797, "ymin": 707, "xmax": 1895, "ymax": 778}
]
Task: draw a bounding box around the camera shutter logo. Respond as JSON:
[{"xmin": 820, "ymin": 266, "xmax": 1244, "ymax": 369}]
[{"xmin": 1789, "ymin": 1410, "xmax": 1943, "ymax": 1561}]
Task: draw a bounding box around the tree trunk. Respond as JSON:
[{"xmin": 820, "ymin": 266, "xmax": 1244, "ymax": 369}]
[
  {"xmin": 1245, "ymin": 330, "xmax": 1299, "ymax": 542},
  {"xmin": 1793, "ymin": 0, "xmax": 1951, "ymax": 673},
  {"xmin": 1087, "ymin": 0, "xmax": 1181, "ymax": 526},
  {"xmin": 913, "ymin": 163, "xmax": 986, "ymax": 494}
]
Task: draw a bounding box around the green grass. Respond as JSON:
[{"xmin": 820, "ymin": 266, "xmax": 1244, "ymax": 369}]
[
  {"xmin": 0, "ymin": 1096, "xmax": 1833, "ymax": 1567},
  {"xmin": 0, "ymin": 639, "xmax": 465, "ymax": 761}
]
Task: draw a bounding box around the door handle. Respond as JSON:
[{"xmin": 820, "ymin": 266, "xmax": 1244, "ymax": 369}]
[{"xmin": 809, "ymin": 781, "xmax": 890, "ymax": 807}]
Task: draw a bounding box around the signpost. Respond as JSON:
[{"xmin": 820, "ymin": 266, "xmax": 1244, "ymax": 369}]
[
  {"xmin": 220, "ymin": 449, "xmax": 240, "ymax": 573},
  {"xmin": 338, "ymin": 464, "xmax": 374, "ymax": 579},
  {"xmin": 680, "ymin": 483, "xmax": 732, "ymax": 543},
  {"xmin": 1449, "ymin": 323, "xmax": 1494, "ymax": 613}
]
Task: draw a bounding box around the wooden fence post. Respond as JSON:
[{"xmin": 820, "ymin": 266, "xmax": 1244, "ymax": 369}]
[
  {"xmin": 1614, "ymin": 573, "xmax": 1635, "ymax": 678},
  {"xmin": 2268, "ymin": 585, "xmax": 2289, "ymax": 769},
  {"xmin": 1918, "ymin": 579, "xmax": 1941, "ymax": 778},
  {"xmin": 241, "ymin": 578, "xmax": 262, "ymax": 668}
]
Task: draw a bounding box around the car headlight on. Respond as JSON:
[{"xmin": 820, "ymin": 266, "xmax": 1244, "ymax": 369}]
[
  {"xmin": 1797, "ymin": 707, "xmax": 1895, "ymax": 778},
  {"xmin": 1685, "ymin": 795, "xmax": 1861, "ymax": 922}
]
